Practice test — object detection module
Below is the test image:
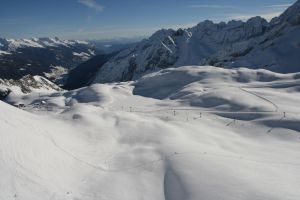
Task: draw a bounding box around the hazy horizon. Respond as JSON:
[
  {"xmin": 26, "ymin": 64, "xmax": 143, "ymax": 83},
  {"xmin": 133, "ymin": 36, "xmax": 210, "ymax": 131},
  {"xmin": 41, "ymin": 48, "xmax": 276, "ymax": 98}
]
[{"xmin": 0, "ymin": 0, "xmax": 296, "ymax": 40}]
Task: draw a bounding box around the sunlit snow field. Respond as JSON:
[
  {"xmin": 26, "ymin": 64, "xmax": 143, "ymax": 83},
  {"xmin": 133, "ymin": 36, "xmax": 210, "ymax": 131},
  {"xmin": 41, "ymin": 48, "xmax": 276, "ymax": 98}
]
[{"xmin": 1, "ymin": 66, "xmax": 300, "ymax": 200}]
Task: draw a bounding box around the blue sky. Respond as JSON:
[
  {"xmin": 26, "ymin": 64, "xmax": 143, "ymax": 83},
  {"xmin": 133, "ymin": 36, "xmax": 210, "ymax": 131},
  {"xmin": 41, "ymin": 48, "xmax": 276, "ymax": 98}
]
[{"xmin": 0, "ymin": 0, "xmax": 296, "ymax": 40}]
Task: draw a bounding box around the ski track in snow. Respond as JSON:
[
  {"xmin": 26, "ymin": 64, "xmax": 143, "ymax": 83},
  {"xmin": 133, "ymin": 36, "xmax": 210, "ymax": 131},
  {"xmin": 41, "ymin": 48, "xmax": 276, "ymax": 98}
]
[{"xmin": 238, "ymin": 87, "xmax": 279, "ymax": 112}]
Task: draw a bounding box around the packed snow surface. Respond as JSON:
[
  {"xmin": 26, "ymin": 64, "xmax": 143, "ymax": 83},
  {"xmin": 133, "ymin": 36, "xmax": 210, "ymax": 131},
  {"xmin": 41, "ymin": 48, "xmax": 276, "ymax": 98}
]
[
  {"xmin": 0, "ymin": 50, "xmax": 11, "ymax": 55},
  {"xmin": 1, "ymin": 66, "xmax": 300, "ymax": 200}
]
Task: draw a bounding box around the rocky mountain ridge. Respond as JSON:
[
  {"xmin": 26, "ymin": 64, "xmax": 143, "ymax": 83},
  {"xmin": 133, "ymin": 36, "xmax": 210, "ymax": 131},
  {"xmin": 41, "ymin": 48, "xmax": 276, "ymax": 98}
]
[
  {"xmin": 0, "ymin": 37, "xmax": 99, "ymax": 85},
  {"xmin": 93, "ymin": 0, "xmax": 300, "ymax": 83}
]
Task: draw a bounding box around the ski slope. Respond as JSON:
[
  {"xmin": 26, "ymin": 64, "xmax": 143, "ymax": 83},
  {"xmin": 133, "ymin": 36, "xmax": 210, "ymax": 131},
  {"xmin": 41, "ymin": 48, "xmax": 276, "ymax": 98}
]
[{"xmin": 1, "ymin": 66, "xmax": 300, "ymax": 200}]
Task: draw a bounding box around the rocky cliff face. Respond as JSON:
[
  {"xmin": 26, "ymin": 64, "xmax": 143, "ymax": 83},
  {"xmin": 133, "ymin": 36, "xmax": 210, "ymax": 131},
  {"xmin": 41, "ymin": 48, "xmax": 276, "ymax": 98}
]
[{"xmin": 0, "ymin": 87, "xmax": 11, "ymax": 100}]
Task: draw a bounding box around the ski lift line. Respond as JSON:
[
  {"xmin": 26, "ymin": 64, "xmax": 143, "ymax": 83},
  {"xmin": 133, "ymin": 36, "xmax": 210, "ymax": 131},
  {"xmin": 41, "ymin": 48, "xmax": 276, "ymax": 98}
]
[
  {"xmin": 226, "ymin": 119, "xmax": 236, "ymax": 127},
  {"xmin": 131, "ymin": 109, "xmax": 275, "ymax": 114},
  {"xmin": 125, "ymin": 86, "xmax": 280, "ymax": 114},
  {"xmin": 267, "ymin": 115, "xmax": 286, "ymax": 133}
]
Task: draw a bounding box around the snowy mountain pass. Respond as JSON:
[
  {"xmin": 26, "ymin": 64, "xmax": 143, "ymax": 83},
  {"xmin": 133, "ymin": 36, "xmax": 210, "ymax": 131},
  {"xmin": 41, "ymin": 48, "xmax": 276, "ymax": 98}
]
[{"xmin": 1, "ymin": 66, "xmax": 300, "ymax": 200}]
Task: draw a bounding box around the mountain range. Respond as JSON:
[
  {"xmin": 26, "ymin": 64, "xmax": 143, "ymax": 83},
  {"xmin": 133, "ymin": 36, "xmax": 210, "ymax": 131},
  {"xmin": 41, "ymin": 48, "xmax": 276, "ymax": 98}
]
[
  {"xmin": 0, "ymin": 0, "xmax": 299, "ymax": 92},
  {"xmin": 1, "ymin": 2, "xmax": 300, "ymax": 199},
  {"xmin": 0, "ymin": 37, "xmax": 99, "ymax": 85},
  {"xmin": 92, "ymin": 0, "xmax": 300, "ymax": 83}
]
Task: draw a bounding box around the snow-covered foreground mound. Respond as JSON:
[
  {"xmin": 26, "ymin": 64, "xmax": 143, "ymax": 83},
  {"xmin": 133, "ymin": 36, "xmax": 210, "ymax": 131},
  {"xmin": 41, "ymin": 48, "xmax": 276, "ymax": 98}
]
[{"xmin": 1, "ymin": 66, "xmax": 300, "ymax": 200}]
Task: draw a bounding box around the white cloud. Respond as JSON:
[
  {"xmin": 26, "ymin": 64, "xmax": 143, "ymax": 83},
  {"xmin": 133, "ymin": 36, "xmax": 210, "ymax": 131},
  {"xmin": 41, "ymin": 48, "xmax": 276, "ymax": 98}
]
[
  {"xmin": 78, "ymin": 0, "xmax": 104, "ymax": 11},
  {"xmin": 264, "ymin": 3, "xmax": 293, "ymax": 8},
  {"xmin": 188, "ymin": 5, "xmax": 236, "ymax": 9}
]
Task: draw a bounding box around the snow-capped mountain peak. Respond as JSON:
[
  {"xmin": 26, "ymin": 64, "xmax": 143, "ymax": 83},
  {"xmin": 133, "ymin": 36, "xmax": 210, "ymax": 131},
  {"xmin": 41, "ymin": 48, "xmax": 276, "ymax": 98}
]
[
  {"xmin": 0, "ymin": 37, "xmax": 99, "ymax": 87},
  {"xmin": 92, "ymin": 1, "xmax": 300, "ymax": 84},
  {"xmin": 277, "ymin": 0, "xmax": 300, "ymax": 25},
  {"xmin": 1, "ymin": 37, "xmax": 94, "ymax": 50}
]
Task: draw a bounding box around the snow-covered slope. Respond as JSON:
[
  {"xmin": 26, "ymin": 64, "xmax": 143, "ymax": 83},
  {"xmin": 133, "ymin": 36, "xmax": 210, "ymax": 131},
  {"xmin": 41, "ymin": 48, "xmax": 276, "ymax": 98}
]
[
  {"xmin": 0, "ymin": 75, "xmax": 62, "ymax": 95},
  {"xmin": 1, "ymin": 66, "xmax": 300, "ymax": 199},
  {"xmin": 93, "ymin": 18, "xmax": 268, "ymax": 83},
  {"xmin": 0, "ymin": 50, "xmax": 11, "ymax": 55},
  {"xmin": 93, "ymin": 0, "xmax": 300, "ymax": 83},
  {"xmin": 211, "ymin": 0, "xmax": 300, "ymax": 73},
  {"xmin": 1, "ymin": 37, "xmax": 94, "ymax": 52}
]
